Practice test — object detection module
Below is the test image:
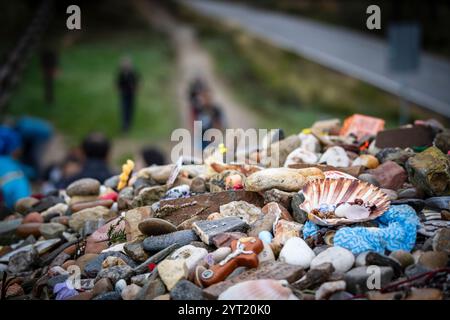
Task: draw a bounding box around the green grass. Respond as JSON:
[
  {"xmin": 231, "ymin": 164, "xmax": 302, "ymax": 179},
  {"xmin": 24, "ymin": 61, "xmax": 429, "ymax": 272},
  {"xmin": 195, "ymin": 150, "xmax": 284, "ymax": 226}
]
[
  {"xmin": 7, "ymin": 29, "xmax": 177, "ymax": 147},
  {"xmin": 177, "ymin": 7, "xmax": 447, "ymax": 134}
]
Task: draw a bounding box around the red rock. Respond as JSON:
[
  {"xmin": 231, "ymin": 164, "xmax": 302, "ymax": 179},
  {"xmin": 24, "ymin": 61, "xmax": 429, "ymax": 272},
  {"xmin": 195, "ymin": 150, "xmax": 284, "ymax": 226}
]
[
  {"xmin": 100, "ymin": 192, "xmax": 118, "ymax": 202},
  {"xmin": 16, "ymin": 223, "xmax": 42, "ymax": 238},
  {"xmin": 85, "ymin": 217, "xmax": 125, "ymax": 254},
  {"xmin": 212, "ymin": 232, "xmax": 248, "ymax": 248},
  {"xmin": 63, "ymin": 244, "xmax": 77, "ymax": 256},
  {"xmin": 22, "ymin": 212, "xmax": 44, "ymax": 224},
  {"xmin": 367, "ymin": 161, "xmax": 407, "ymax": 190},
  {"xmin": 5, "ymin": 283, "xmax": 24, "ymax": 298}
]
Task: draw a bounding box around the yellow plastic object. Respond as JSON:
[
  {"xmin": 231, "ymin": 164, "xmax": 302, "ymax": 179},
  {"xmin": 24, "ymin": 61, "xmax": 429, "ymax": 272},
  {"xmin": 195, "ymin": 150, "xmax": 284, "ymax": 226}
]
[
  {"xmin": 218, "ymin": 143, "xmax": 228, "ymax": 154},
  {"xmin": 117, "ymin": 159, "xmax": 135, "ymax": 191}
]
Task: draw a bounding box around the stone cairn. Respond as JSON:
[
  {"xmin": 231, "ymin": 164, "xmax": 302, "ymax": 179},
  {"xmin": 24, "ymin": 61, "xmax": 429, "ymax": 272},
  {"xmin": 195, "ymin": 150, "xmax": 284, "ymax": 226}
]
[{"xmin": 0, "ymin": 117, "xmax": 449, "ymax": 300}]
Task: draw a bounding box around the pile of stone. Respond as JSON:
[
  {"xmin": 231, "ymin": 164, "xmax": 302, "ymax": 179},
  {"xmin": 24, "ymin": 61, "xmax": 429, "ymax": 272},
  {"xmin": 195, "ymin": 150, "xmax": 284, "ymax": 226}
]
[{"xmin": 0, "ymin": 116, "xmax": 449, "ymax": 300}]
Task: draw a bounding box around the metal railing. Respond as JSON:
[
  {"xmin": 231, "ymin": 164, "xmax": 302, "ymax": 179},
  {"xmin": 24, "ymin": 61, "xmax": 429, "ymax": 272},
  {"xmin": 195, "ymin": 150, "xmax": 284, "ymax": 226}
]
[{"xmin": 0, "ymin": 0, "xmax": 53, "ymax": 114}]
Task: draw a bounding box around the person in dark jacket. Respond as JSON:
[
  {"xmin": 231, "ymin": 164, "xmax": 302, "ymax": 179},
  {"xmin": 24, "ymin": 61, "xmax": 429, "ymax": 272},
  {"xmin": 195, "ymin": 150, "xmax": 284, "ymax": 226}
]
[
  {"xmin": 58, "ymin": 132, "xmax": 114, "ymax": 187},
  {"xmin": 117, "ymin": 57, "xmax": 139, "ymax": 133}
]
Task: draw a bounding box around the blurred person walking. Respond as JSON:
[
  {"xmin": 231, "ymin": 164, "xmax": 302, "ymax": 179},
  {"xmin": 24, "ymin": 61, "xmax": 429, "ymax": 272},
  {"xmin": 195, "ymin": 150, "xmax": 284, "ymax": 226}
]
[
  {"xmin": 196, "ymin": 89, "xmax": 225, "ymax": 149},
  {"xmin": 117, "ymin": 56, "xmax": 140, "ymax": 133}
]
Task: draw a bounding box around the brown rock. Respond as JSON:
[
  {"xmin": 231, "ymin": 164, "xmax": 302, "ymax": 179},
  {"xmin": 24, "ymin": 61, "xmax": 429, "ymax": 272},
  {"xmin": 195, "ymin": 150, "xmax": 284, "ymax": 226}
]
[
  {"xmin": 16, "ymin": 223, "xmax": 42, "ymax": 238},
  {"xmin": 203, "ymin": 261, "xmax": 305, "ymax": 299},
  {"xmin": 62, "ymin": 260, "xmax": 76, "ymax": 270},
  {"xmin": 22, "ymin": 212, "xmax": 44, "ymax": 224},
  {"xmin": 405, "ymin": 288, "xmax": 443, "ymax": 300},
  {"xmin": 75, "ymin": 253, "xmax": 99, "ymax": 274},
  {"xmin": 67, "ymin": 291, "xmax": 95, "ymax": 300},
  {"xmin": 63, "ymin": 244, "xmax": 78, "ymax": 256},
  {"xmin": 85, "ymin": 217, "xmax": 125, "ymax": 254},
  {"xmin": 138, "ymin": 218, "xmax": 177, "ymax": 236},
  {"xmin": 5, "ymin": 283, "xmax": 24, "ymax": 298},
  {"xmin": 211, "ymin": 232, "xmax": 248, "ymax": 248},
  {"xmin": 262, "ymin": 189, "xmax": 294, "ymax": 210},
  {"xmin": 70, "ymin": 199, "xmax": 114, "ymax": 213},
  {"xmin": 15, "ymin": 197, "xmax": 39, "ymax": 214},
  {"xmin": 92, "ymin": 278, "xmax": 113, "ymax": 298},
  {"xmin": 367, "ymin": 161, "xmax": 407, "ymax": 190},
  {"xmin": 155, "ymin": 190, "xmax": 264, "ymax": 226},
  {"xmin": 418, "ymin": 251, "xmax": 448, "ymax": 270}
]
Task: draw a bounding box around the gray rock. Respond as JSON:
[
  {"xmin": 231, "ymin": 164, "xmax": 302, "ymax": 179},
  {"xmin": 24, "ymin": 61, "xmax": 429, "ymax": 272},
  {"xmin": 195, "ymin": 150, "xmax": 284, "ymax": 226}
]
[
  {"xmin": 84, "ymin": 252, "xmax": 136, "ymax": 278},
  {"xmin": 434, "ymin": 129, "xmax": 450, "ymax": 154},
  {"xmin": 391, "ymin": 199, "xmax": 425, "ymax": 212},
  {"xmin": 425, "ymin": 196, "xmax": 450, "ymax": 211},
  {"xmin": 170, "ymin": 280, "xmax": 204, "ymax": 300},
  {"xmin": 190, "ymin": 177, "xmax": 207, "ymax": 193},
  {"xmin": 143, "ymin": 230, "xmax": 199, "ymax": 252},
  {"xmin": 357, "ymin": 174, "xmax": 380, "ymax": 187},
  {"xmin": 95, "ymin": 265, "xmax": 134, "ymax": 284},
  {"xmin": 397, "ymin": 188, "xmax": 423, "ymax": 199},
  {"xmin": 39, "ymin": 223, "xmax": 66, "ymax": 239},
  {"xmin": 133, "ymin": 177, "xmax": 156, "ymax": 194},
  {"xmin": 357, "ymin": 252, "xmax": 402, "ymax": 277},
  {"xmin": 115, "ymin": 279, "xmax": 127, "ymax": 294},
  {"xmin": 291, "ymin": 193, "xmax": 307, "ymax": 224},
  {"xmin": 31, "ymin": 196, "xmax": 65, "ymax": 213},
  {"xmin": 104, "ymin": 175, "xmax": 120, "ymax": 189},
  {"xmin": 92, "ymin": 291, "xmax": 122, "ymax": 300},
  {"xmin": 192, "ymin": 217, "xmax": 248, "ymax": 245},
  {"xmin": 432, "ymin": 228, "xmax": 450, "ymax": 254},
  {"xmin": 7, "ymin": 247, "xmax": 37, "ymax": 274},
  {"xmin": 405, "ymin": 263, "xmax": 430, "ymax": 277},
  {"xmin": 135, "ymin": 278, "xmax": 166, "ymax": 300},
  {"xmin": 0, "ymin": 219, "xmax": 22, "ymax": 245},
  {"xmin": 376, "ymin": 148, "xmax": 415, "ymax": 166},
  {"xmin": 328, "ymin": 291, "xmax": 353, "ymax": 300},
  {"xmin": 344, "ymin": 266, "xmax": 394, "ymax": 294},
  {"xmin": 48, "ymin": 274, "xmax": 69, "ymax": 289},
  {"xmin": 124, "ymin": 241, "xmax": 149, "ymax": 263},
  {"xmin": 67, "ymin": 178, "xmax": 100, "ymax": 197}
]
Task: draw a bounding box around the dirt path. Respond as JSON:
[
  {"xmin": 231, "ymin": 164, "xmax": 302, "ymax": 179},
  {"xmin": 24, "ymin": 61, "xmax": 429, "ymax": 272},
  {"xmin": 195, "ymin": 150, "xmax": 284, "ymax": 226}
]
[{"xmin": 134, "ymin": 0, "xmax": 258, "ymax": 131}]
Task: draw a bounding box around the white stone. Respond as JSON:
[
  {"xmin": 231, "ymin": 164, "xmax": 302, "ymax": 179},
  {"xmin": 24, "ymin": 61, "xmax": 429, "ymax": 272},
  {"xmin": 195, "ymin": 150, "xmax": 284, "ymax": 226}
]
[
  {"xmin": 158, "ymin": 259, "xmax": 189, "ymax": 291},
  {"xmin": 258, "ymin": 242, "xmax": 275, "ymax": 263},
  {"xmin": 219, "ymin": 201, "xmax": 263, "ymax": 224},
  {"xmin": 284, "ymin": 148, "xmax": 319, "ymax": 167},
  {"xmin": 315, "ymin": 280, "xmax": 346, "ymax": 300},
  {"xmin": 170, "ymin": 245, "xmax": 208, "ymax": 273},
  {"xmin": 211, "ymin": 247, "xmax": 232, "ymax": 263},
  {"xmin": 319, "ymin": 146, "xmax": 350, "ymax": 167},
  {"xmin": 310, "ymin": 246, "xmax": 355, "ymax": 273},
  {"xmin": 278, "ymin": 237, "xmax": 315, "ymax": 268}
]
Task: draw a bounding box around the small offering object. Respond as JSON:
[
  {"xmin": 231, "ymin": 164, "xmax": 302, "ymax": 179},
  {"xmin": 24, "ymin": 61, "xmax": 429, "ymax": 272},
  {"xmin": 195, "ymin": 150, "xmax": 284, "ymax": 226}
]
[
  {"xmin": 300, "ymin": 178, "xmax": 390, "ymax": 226},
  {"xmin": 199, "ymin": 237, "xmax": 263, "ymax": 287},
  {"xmin": 340, "ymin": 114, "xmax": 385, "ymax": 140},
  {"xmin": 312, "ymin": 198, "xmax": 376, "ymax": 220},
  {"xmin": 117, "ymin": 160, "xmax": 135, "ymax": 191}
]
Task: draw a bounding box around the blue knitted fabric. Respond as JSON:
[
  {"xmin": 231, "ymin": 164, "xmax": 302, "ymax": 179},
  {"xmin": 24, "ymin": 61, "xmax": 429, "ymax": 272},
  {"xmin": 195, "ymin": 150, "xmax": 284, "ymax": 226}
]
[{"xmin": 303, "ymin": 205, "xmax": 419, "ymax": 255}]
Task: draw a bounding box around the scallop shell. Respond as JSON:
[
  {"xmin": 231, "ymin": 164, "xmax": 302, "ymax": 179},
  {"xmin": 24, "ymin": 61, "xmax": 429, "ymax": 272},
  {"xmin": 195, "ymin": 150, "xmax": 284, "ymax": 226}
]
[
  {"xmin": 300, "ymin": 178, "xmax": 390, "ymax": 226},
  {"xmin": 218, "ymin": 279, "xmax": 298, "ymax": 300}
]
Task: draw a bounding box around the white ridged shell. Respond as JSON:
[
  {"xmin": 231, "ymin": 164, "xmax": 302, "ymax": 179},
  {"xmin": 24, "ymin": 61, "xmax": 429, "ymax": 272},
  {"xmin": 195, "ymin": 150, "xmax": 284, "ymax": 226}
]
[
  {"xmin": 218, "ymin": 279, "xmax": 298, "ymax": 300},
  {"xmin": 300, "ymin": 178, "xmax": 390, "ymax": 226}
]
